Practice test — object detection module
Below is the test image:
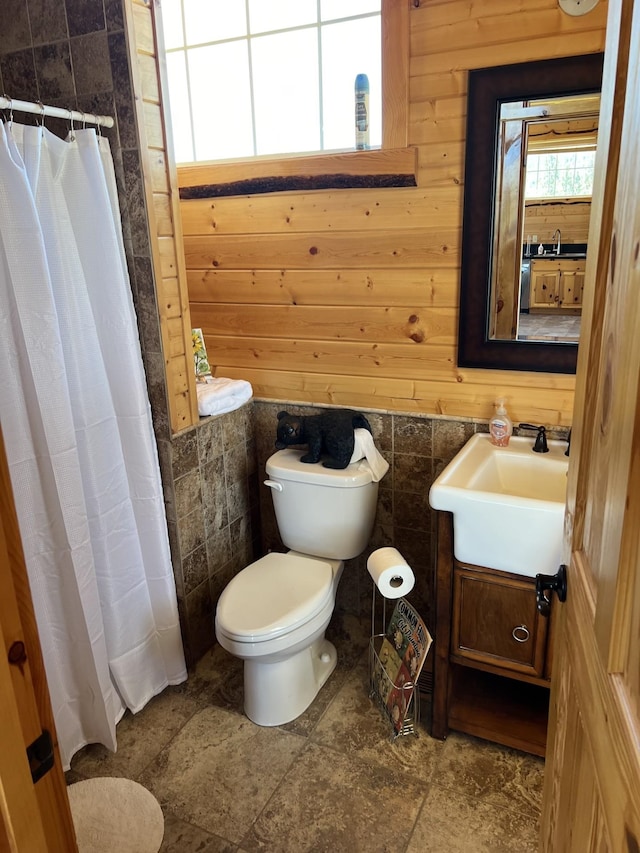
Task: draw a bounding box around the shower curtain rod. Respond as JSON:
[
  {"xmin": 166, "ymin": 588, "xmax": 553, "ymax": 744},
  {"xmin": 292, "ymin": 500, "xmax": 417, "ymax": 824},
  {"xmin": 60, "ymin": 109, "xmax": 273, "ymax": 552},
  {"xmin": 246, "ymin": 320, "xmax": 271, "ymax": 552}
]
[{"xmin": 0, "ymin": 95, "xmax": 114, "ymax": 129}]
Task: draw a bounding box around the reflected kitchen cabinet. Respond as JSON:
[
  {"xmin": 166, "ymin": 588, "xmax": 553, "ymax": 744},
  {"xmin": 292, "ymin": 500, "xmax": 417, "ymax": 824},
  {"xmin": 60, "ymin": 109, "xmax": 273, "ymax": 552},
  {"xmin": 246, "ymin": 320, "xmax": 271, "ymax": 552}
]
[{"xmin": 530, "ymin": 259, "xmax": 585, "ymax": 312}]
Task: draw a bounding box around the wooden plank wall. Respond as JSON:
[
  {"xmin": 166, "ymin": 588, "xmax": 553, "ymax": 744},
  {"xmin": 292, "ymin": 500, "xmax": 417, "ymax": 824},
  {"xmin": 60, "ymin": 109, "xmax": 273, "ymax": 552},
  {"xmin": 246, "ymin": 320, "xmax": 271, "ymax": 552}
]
[
  {"xmin": 179, "ymin": 0, "xmax": 608, "ymax": 427},
  {"xmin": 127, "ymin": 0, "xmax": 198, "ymax": 433},
  {"xmin": 524, "ymin": 200, "xmax": 592, "ymax": 245}
]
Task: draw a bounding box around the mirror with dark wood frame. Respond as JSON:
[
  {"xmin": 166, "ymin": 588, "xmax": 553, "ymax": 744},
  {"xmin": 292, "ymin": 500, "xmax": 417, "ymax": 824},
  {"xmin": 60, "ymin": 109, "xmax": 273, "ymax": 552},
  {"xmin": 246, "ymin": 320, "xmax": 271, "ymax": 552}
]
[{"xmin": 457, "ymin": 53, "xmax": 604, "ymax": 374}]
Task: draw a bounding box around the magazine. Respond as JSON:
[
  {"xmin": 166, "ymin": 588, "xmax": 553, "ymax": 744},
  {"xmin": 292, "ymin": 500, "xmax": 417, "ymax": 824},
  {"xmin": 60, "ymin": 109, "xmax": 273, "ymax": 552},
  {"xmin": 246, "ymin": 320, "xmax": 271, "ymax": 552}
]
[{"xmin": 372, "ymin": 597, "xmax": 433, "ymax": 733}]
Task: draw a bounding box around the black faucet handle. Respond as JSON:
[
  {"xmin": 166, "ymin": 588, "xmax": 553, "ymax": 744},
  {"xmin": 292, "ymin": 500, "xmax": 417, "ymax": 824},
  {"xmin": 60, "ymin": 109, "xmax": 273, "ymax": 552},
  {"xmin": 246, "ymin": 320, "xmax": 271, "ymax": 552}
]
[{"xmin": 518, "ymin": 423, "xmax": 549, "ymax": 453}]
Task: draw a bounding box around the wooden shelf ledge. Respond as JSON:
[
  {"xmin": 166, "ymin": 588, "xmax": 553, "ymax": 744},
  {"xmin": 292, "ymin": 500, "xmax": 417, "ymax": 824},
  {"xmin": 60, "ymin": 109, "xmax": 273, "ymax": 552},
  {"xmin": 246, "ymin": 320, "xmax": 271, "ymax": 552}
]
[{"xmin": 177, "ymin": 147, "xmax": 418, "ymax": 198}]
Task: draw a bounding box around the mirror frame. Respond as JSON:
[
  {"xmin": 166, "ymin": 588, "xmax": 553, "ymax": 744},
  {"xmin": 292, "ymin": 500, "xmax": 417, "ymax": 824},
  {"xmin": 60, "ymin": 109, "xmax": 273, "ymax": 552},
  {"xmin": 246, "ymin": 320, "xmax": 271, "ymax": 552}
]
[{"xmin": 457, "ymin": 52, "xmax": 604, "ymax": 374}]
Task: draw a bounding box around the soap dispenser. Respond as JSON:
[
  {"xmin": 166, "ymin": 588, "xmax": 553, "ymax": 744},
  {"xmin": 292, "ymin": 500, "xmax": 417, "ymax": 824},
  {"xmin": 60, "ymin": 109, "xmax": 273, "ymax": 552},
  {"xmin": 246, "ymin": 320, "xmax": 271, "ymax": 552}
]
[{"xmin": 489, "ymin": 398, "xmax": 513, "ymax": 447}]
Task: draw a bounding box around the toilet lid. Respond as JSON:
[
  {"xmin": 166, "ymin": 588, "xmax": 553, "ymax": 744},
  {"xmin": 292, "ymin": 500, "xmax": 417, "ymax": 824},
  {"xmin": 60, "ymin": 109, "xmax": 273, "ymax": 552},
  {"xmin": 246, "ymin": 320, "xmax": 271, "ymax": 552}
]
[{"xmin": 216, "ymin": 553, "xmax": 334, "ymax": 642}]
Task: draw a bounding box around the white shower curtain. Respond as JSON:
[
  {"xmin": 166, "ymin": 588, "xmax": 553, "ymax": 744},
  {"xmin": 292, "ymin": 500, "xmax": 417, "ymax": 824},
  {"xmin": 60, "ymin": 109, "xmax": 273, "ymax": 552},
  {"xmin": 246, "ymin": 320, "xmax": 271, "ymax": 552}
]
[{"xmin": 0, "ymin": 121, "xmax": 187, "ymax": 769}]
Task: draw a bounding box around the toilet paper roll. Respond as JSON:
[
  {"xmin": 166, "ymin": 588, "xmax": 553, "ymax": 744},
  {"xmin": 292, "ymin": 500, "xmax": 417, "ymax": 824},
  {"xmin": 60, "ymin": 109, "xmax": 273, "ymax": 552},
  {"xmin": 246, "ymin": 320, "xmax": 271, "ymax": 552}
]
[{"xmin": 367, "ymin": 547, "xmax": 415, "ymax": 599}]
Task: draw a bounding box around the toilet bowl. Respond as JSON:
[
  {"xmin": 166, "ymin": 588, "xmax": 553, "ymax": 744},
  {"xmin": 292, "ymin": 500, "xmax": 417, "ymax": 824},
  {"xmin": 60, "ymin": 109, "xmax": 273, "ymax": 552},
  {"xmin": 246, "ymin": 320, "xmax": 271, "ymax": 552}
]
[
  {"xmin": 214, "ymin": 448, "xmax": 379, "ymax": 726},
  {"xmin": 215, "ymin": 551, "xmax": 343, "ymax": 725}
]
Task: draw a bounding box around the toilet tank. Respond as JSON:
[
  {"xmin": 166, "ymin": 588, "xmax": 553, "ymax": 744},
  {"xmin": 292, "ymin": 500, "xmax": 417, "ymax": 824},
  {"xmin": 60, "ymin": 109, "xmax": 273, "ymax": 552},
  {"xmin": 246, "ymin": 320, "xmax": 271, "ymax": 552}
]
[{"xmin": 265, "ymin": 450, "xmax": 379, "ymax": 560}]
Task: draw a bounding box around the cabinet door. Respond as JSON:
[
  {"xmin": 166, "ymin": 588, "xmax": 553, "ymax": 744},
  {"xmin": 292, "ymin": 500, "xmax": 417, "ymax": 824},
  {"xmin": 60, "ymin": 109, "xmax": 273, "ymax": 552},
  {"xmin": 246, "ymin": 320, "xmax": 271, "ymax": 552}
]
[
  {"xmin": 558, "ymin": 268, "xmax": 585, "ymax": 308},
  {"xmin": 530, "ymin": 268, "xmax": 559, "ymax": 308},
  {"xmin": 451, "ymin": 565, "xmax": 549, "ymax": 678}
]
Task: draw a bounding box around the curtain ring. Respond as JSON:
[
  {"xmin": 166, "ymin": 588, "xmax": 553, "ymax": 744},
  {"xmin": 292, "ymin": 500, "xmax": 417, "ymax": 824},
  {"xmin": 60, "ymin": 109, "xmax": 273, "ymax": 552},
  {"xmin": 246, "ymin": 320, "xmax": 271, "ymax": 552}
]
[
  {"xmin": 1, "ymin": 94, "xmax": 13, "ymax": 124},
  {"xmin": 81, "ymin": 111, "xmax": 87, "ymax": 130},
  {"xmin": 36, "ymin": 100, "xmax": 46, "ymax": 128},
  {"xmin": 69, "ymin": 109, "xmax": 76, "ymax": 141}
]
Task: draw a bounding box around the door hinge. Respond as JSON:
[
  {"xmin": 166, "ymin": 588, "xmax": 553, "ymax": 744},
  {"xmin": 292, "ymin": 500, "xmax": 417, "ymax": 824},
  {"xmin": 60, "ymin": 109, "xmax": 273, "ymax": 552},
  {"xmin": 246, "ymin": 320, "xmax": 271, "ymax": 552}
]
[{"xmin": 27, "ymin": 729, "xmax": 54, "ymax": 783}]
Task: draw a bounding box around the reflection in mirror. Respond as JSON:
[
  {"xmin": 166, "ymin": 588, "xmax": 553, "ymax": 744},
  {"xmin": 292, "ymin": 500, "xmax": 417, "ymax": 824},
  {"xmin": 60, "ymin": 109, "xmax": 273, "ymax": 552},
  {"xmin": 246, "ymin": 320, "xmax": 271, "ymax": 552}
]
[
  {"xmin": 457, "ymin": 53, "xmax": 603, "ymax": 374},
  {"xmin": 490, "ymin": 94, "xmax": 599, "ymax": 345}
]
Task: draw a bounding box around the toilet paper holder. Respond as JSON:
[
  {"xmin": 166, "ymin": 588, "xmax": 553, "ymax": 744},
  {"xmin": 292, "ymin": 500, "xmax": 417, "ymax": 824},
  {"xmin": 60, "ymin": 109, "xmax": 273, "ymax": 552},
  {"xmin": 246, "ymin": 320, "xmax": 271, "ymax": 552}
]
[{"xmin": 368, "ymin": 583, "xmax": 421, "ymax": 740}]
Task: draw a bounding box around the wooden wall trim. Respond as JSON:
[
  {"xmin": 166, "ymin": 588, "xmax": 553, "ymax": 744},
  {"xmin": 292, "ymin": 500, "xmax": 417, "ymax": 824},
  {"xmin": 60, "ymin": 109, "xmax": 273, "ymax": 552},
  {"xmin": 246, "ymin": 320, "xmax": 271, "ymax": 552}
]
[
  {"xmin": 178, "ymin": 147, "xmax": 417, "ymax": 193},
  {"xmin": 382, "ymin": 0, "xmax": 410, "ymax": 149},
  {"xmin": 179, "ymin": 171, "xmax": 416, "ymax": 200},
  {"xmin": 127, "ymin": 0, "xmax": 199, "ymax": 433}
]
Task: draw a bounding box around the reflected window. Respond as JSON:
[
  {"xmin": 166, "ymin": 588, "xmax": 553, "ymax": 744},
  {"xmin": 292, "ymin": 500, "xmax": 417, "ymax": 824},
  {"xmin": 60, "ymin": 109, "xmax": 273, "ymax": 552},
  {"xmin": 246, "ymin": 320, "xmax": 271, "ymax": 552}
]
[{"xmin": 525, "ymin": 150, "xmax": 596, "ymax": 198}]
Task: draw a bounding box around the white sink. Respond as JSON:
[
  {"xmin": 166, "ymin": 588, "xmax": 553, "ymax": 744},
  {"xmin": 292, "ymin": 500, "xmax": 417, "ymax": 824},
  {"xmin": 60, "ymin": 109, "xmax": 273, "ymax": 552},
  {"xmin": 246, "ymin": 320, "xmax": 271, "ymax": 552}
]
[{"xmin": 429, "ymin": 433, "xmax": 568, "ymax": 577}]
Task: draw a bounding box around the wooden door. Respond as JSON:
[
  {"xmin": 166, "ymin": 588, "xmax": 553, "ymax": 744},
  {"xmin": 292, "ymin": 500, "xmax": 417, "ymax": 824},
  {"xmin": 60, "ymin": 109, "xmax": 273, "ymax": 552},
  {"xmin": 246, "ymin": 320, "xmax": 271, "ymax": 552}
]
[
  {"xmin": 540, "ymin": 0, "xmax": 640, "ymax": 848},
  {"xmin": 0, "ymin": 426, "xmax": 78, "ymax": 852}
]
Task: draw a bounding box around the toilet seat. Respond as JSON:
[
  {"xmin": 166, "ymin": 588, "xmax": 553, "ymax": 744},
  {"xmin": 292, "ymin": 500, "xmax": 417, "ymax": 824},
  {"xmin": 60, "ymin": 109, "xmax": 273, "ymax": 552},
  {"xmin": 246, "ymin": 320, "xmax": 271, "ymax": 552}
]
[{"xmin": 216, "ymin": 552, "xmax": 334, "ymax": 643}]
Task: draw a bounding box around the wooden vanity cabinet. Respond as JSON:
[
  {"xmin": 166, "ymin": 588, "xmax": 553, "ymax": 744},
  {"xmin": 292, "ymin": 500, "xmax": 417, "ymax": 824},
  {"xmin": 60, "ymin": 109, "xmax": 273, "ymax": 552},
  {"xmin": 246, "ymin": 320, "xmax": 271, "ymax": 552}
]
[{"xmin": 432, "ymin": 513, "xmax": 553, "ymax": 757}]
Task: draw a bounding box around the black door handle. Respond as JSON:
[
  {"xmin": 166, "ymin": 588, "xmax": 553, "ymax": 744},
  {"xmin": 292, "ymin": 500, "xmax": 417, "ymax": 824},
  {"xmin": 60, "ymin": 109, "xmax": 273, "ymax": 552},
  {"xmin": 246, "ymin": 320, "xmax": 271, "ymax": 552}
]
[{"xmin": 535, "ymin": 564, "xmax": 567, "ymax": 616}]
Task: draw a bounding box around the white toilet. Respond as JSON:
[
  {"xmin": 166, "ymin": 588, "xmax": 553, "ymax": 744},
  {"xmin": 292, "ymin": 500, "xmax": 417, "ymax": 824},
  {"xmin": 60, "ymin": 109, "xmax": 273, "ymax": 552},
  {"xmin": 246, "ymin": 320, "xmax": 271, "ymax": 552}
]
[{"xmin": 215, "ymin": 448, "xmax": 379, "ymax": 726}]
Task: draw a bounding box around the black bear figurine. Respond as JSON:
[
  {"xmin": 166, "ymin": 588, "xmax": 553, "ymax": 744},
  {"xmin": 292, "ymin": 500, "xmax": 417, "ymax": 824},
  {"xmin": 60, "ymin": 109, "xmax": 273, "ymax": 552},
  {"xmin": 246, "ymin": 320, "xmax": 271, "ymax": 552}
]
[{"xmin": 275, "ymin": 409, "xmax": 372, "ymax": 469}]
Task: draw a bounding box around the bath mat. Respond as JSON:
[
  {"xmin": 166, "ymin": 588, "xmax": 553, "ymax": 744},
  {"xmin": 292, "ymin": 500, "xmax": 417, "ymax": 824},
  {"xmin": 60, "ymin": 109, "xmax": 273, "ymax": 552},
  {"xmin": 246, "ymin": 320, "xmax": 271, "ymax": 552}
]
[{"xmin": 67, "ymin": 777, "xmax": 164, "ymax": 853}]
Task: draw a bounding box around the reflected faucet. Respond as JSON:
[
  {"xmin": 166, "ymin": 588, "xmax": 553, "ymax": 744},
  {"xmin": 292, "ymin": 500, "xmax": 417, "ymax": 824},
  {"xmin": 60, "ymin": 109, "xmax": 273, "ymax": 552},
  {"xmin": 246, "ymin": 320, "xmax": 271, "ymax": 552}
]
[{"xmin": 552, "ymin": 229, "xmax": 562, "ymax": 255}]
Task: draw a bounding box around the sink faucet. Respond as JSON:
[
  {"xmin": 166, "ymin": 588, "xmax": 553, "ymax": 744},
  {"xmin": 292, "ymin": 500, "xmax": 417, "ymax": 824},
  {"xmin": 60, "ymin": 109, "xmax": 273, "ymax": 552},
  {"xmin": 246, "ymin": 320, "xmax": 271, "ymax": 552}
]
[
  {"xmin": 552, "ymin": 229, "xmax": 562, "ymax": 255},
  {"xmin": 519, "ymin": 423, "xmax": 549, "ymax": 453}
]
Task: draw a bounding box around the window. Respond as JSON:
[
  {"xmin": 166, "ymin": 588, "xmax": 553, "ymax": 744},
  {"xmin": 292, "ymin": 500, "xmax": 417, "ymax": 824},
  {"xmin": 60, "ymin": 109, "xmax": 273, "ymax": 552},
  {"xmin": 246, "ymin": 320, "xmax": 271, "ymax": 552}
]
[
  {"xmin": 161, "ymin": 0, "xmax": 382, "ymax": 164},
  {"xmin": 525, "ymin": 149, "xmax": 596, "ymax": 198}
]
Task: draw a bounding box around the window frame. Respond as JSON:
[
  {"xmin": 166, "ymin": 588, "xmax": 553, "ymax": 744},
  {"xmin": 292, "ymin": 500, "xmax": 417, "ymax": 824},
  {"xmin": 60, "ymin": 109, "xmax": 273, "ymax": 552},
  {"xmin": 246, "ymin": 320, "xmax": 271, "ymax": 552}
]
[
  {"xmin": 524, "ymin": 148, "xmax": 597, "ymax": 199},
  {"xmin": 167, "ymin": 0, "xmax": 412, "ymax": 196}
]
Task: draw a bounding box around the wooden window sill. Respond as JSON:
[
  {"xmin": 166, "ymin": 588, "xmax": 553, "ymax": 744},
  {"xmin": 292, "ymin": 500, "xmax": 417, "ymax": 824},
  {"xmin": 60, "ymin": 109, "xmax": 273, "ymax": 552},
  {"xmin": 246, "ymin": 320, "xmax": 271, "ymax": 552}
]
[{"xmin": 177, "ymin": 147, "xmax": 417, "ymax": 198}]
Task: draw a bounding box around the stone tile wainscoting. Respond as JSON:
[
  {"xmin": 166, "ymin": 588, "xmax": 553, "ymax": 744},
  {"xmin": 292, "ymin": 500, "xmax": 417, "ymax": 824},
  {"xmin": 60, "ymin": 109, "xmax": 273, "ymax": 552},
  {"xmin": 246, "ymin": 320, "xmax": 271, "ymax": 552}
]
[
  {"xmin": 251, "ymin": 403, "xmax": 569, "ymax": 687},
  {"xmin": 167, "ymin": 402, "xmax": 482, "ymax": 676},
  {"xmin": 254, "ymin": 403, "xmax": 482, "ymax": 668},
  {"xmin": 164, "ymin": 402, "xmax": 483, "ymax": 672},
  {"xmin": 164, "ymin": 402, "xmax": 262, "ymax": 665}
]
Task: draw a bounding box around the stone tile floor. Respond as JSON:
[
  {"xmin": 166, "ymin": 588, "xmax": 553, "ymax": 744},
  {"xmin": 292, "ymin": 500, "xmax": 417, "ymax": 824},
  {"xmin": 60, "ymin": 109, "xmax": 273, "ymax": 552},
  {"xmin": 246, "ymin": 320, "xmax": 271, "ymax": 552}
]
[
  {"xmin": 67, "ymin": 612, "xmax": 544, "ymax": 852},
  {"xmin": 517, "ymin": 311, "xmax": 581, "ymax": 342}
]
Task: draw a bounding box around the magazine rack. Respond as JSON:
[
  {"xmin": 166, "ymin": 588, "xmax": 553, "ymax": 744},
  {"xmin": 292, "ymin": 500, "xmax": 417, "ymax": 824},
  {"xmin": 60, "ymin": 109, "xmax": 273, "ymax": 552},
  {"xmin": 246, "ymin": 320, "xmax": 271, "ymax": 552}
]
[{"xmin": 368, "ymin": 587, "xmax": 421, "ymax": 740}]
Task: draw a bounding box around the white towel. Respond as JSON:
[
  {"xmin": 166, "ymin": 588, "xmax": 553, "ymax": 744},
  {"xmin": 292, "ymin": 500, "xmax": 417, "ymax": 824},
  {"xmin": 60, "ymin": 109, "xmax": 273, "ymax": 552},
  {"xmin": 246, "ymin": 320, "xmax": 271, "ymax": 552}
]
[
  {"xmin": 196, "ymin": 377, "xmax": 253, "ymax": 417},
  {"xmin": 350, "ymin": 428, "xmax": 389, "ymax": 483}
]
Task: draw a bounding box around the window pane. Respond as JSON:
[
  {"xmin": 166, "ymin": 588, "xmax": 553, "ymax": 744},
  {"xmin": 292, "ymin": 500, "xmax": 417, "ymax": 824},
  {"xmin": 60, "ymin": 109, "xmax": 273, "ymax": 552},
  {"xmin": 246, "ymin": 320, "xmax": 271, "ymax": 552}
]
[
  {"xmin": 163, "ymin": 5, "xmax": 384, "ymax": 162},
  {"xmin": 321, "ymin": 0, "xmax": 380, "ymax": 22},
  {"xmin": 321, "ymin": 17, "xmax": 381, "ymax": 150},
  {"xmin": 576, "ymin": 150, "xmax": 596, "ymax": 168},
  {"xmin": 252, "ymin": 30, "xmax": 320, "ymax": 156},
  {"xmin": 525, "ymin": 151, "xmax": 595, "ymax": 198},
  {"xmin": 159, "ymin": 0, "xmax": 184, "ymax": 50},
  {"xmin": 165, "ymin": 51, "xmax": 194, "ymax": 163},
  {"xmin": 248, "ymin": 0, "xmax": 317, "ymax": 34},
  {"xmin": 184, "ymin": 0, "xmax": 247, "ymax": 44},
  {"xmin": 188, "ymin": 43, "xmax": 254, "ymax": 160}
]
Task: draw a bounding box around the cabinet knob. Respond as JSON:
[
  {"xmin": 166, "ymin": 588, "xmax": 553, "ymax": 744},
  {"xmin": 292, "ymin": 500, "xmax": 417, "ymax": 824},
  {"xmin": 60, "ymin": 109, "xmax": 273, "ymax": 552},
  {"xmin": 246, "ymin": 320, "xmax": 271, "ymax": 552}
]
[{"xmin": 512, "ymin": 625, "xmax": 530, "ymax": 643}]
